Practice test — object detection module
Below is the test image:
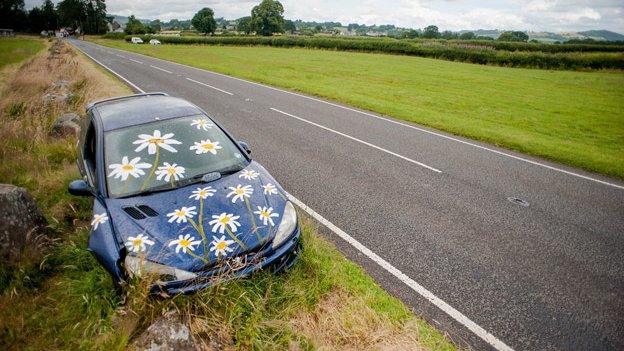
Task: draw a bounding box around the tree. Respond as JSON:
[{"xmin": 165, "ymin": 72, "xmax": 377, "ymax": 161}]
[
  {"xmin": 167, "ymin": 18, "xmax": 180, "ymax": 29},
  {"xmin": 405, "ymin": 29, "xmax": 419, "ymax": 39},
  {"xmin": 283, "ymin": 19, "xmax": 295, "ymax": 33},
  {"xmin": 422, "ymin": 25, "xmax": 439, "ymax": 39},
  {"xmin": 57, "ymin": 0, "xmax": 85, "ymax": 29},
  {"xmin": 441, "ymin": 30, "xmax": 457, "ymax": 39},
  {"xmin": 250, "ymin": 0, "xmax": 284, "ymax": 36},
  {"xmin": 28, "ymin": 7, "xmax": 46, "ymax": 33},
  {"xmin": 497, "ymin": 31, "xmax": 529, "ymax": 42},
  {"xmin": 236, "ymin": 16, "xmax": 252, "ymax": 34},
  {"xmin": 1, "ymin": 0, "xmax": 29, "ymax": 30},
  {"xmin": 124, "ymin": 15, "xmax": 147, "ymax": 34},
  {"xmin": 42, "ymin": 0, "xmax": 58, "ymax": 30},
  {"xmin": 191, "ymin": 7, "xmax": 216, "ymax": 35},
  {"xmin": 459, "ymin": 31, "xmax": 475, "ymax": 40},
  {"xmin": 56, "ymin": 0, "xmax": 107, "ymax": 34},
  {"xmin": 84, "ymin": 0, "xmax": 107, "ymax": 34},
  {"xmin": 149, "ymin": 19, "xmax": 162, "ymax": 32}
]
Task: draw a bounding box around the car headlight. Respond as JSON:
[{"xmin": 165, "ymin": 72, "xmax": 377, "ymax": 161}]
[
  {"xmin": 272, "ymin": 201, "xmax": 297, "ymax": 249},
  {"xmin": 124, "ymin": 255, "xmax": 197, "ymax": 282}
]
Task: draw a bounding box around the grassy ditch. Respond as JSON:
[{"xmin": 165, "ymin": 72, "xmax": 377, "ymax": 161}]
[
  {"xmin": 93, "ymin": 39, "xmax": 624, "ymax": 179},
  {"xmin": 0, "ymin": 38, "xmax": 455, "ymax": 350}
]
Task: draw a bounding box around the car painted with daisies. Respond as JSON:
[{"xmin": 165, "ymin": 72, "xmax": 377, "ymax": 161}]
[{"xmin": 68, "ymin": 92, "xmax": 301, "ymax": 294}]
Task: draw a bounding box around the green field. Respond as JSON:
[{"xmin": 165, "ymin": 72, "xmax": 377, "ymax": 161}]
[
  {"xmin": 95, "ymin": 39, "xmax": 624, "ymax": 179},
  {"xmin": 0, "ymin": 37, "xmax": 45, "ymax": 69}
]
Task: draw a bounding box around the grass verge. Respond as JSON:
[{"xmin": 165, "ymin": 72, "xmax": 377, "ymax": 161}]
[
  {"xmin": 93, "ymin": 39, "xmax": 624, "ymax": 179},
  {"xmin": 0, "ymin": 38, "xmax": 455, "ymax": 350}
]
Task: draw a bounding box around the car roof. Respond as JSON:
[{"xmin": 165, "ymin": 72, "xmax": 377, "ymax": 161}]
[{"xmin": 89, "ymin": 94, "xmax": 203, "ymax": 131}]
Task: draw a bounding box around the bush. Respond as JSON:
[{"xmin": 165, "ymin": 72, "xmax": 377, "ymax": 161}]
[
  {"xmin": 102, "ymin": 32, "xmax": 126, "ymax": 40},
  {"xmin": 118, "ymin": 35, "xmax": 624, "ymax": 70}
]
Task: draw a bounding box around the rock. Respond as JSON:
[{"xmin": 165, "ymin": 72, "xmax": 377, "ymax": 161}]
[
  {"xmin": 129, "ymin": 311, "xmax": 199, "ymax": 351},
  {"xmin": 55, "ymin": 112, "xmax": 81, "ymax": 124},
  {"xmin": 51, "ymin": 80, "xmax": 71, "ymax": 88},
  {"xmin": 51, "ymin": 121, "xmax": 81, "ymax": 138},
  {"xmin": 0, "ymin": 184, "xmax": 47, "ymax": 260},
  {"xmin": 51, "ymin": 112, "xmax": 81, "ymax": 137},
  {"xmin": 43, "ymin": 92, "xmax": 74, "ymax": 103}
]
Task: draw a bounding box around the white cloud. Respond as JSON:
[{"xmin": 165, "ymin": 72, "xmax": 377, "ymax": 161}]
[{"xmin": 23, "ymin": 0, "xmax": 624, "ymax": 32}]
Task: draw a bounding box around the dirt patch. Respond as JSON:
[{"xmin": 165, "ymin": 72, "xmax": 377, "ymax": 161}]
[{"xmin": 291, "ymin": 287, "xmax": 425, "ymax": 351}]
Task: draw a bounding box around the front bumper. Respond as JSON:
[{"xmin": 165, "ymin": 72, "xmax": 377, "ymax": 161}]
[{"xmin": 152, "ymin": 225, "xmax": 302, "ymax": 295}]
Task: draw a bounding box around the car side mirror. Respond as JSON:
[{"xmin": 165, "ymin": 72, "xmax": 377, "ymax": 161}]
[
  {"xmin": 68, "ymin": 179, "xmax": 93, "ymax": 197},
  {"xmin": 238, "ymin": 141, "xmax": 251, "ymax": 155}
]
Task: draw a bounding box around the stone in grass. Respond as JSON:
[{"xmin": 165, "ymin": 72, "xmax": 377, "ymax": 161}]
[
  {"xmin": 51, "ymin": 112, "xmax": 81, "ymax": 137},
  {"xmin": 129, "ymin": 311, "xmax": 200, "ymax": 351},
  {"xmin": 43, "ymin": 92, "xmax": 75, "ymax": 103},
  {"xmin": 0, "ymin": 184, "xmax": 48, "ymax": 261},
  {"xmin": 51, "ymin": 80, "xmax": 71, "ymax": 88}
]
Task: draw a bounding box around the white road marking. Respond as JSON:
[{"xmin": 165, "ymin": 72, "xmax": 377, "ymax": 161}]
[
  {"xmin": 288, "ymin": 193, "xmax": 514, "ymax": 351},
  {"xmin": 104, "ymin": 44, "xmax": 623, "ymax": 190},
  {"xmin": 72, "ymin": 40, "xmax": 514, "ymax": 350},
  {"xmin": 115, "ymin": 54, "xmax": 126, "ymax": 59},
  {"xmin": 150, "ymin": 65, "xmax": 172, "ymax": 74},
  {"xmin": 271, "ymin": 108, "xmax": 441, "ymax": 173},
  {"xmin": 287, "ymin": 193, "xmax": 514, "ymax": 351},
  {"xmin": 71, "ymin": 43, "xmax": 145, "ymax": 93},
  {"xmin": 129, "ymin": 58, "xmax": 143, "ymax": 64},
  {"xmin": 185, "ymin": 77, "xmax": 234, "ymax": 96}
]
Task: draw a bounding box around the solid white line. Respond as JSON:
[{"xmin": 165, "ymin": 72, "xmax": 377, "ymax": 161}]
[
  {"xmin": 129, "ymin": 58, "xmax": 143, "ymax": 64},
  {"xmin": 70, "ymin": 42, "xmax": 145, "ymax": 93},
  {"xmin": 71, "ymin": 40, "xmax": 512, "ymax": 349},
  {"xmin": 185, "ymin": 77, "xmax": 234, "ymax": 96},
  {"xmin": 99, "ymin": 43, "xmax": 623, "ymax": 190},
  {"xmin": 271, "ymin": 108, "xmax": 441, "ymax": 173},
  {"xmin": 150, "ymin": 65, "xmax": 172, "ymax": 74},
  {"xmin": 287, "ymin": 193, "xmax": 514, "ymax": 351}
]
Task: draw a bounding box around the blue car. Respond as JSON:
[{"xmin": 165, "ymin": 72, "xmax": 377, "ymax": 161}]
[{"xmin": 68, "ymin": 93, "xmax": 301, "ymax": 294}]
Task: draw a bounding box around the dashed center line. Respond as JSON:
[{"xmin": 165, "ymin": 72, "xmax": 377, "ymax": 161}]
[
  {"xmin": 270, "ymin": 108, "xmax": 442, "ymax": 173},
  {"xmin": 185, "ymin": 77, "xmax": 234, "ymax": 95},
  {"xmin": 115, "ymin": 54, "xmax": 126, "ymax": 59},
  {"xmin": 150, "ymin": 65, "xmax": 172, "ymax": 74},
  {"xmin": 129, "ymin": 58, "xmax": 143, "ymax": 64}
]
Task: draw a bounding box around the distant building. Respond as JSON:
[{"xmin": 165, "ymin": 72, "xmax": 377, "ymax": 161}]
[
  {"xmin": 225, "ymin": 21, "xmax": 237, "ymax": 31},
  {"xmin": 159, "ymin": 30, "xmax": 181, "ymax": 37},
  {"xmin": 0, "ymin": 29, "xmax": 14, "ymax": 37}
]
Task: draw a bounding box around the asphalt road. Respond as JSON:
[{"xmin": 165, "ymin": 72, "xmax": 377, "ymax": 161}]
[{"xmin": 70, "ymin": 39, "xmax": 624, "ymax": 351}]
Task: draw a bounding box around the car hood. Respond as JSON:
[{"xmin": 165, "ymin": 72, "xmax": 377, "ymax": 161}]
[{"xmin": 105, "ymin": 162, "xmax": 288, "ymax": 272}]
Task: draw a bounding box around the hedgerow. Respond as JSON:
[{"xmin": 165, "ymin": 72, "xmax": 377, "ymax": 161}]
[{"xmin": 119, "ymin": 35, "xmax": 624, "ymax": 70}]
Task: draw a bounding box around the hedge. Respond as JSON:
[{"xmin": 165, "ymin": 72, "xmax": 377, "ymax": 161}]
[{"xmin": 118, "ymin": 35, "xmax": 624, "ymax": 70}]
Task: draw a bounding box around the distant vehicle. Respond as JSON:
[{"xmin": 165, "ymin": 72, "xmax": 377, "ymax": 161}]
[
  {"xmin": 131, "ymin": 37, "xmax": 143, "ymax": 44},
  {"xmin": 69, "ymin": 93, "xmax": 301, "ymax": 294},
  {"xmin": 149, "ymin": 39, "xmax": 161, "ymax": 45}
]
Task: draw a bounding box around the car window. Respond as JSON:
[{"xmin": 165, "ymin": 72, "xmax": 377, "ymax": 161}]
[
  {"xmin": 104, "ymin": 114, "xmax": 248, "ymax": 198},
  {"xmin": 83, "ymin": 120, "xmax": 97, "ymax": 188}
]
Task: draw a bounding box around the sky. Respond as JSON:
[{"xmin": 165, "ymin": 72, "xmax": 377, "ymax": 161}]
[{"xmin": 24, "ymin": 0, "xmax": 624, "ymax": 33}]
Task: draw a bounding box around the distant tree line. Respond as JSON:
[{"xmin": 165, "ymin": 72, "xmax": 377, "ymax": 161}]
[{"xmin": 0, "ymin": 0, "xmax": 108, "ymax": 34}]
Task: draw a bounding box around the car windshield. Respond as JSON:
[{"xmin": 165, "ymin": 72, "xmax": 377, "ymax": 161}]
[{"xmin": 104, "ymin": 114, "xmax": 248, "ymax": 198}]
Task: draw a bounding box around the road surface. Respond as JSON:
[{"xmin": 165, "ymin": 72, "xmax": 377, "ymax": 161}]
[{"xmin": 70, "ymin": 39, "xmax": 624, "ymax": 351}]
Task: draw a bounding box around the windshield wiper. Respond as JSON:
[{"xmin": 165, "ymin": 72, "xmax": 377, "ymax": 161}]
[{"xmin": 136, "ymin": 165, "xmax": 245, "ymax": 197}]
